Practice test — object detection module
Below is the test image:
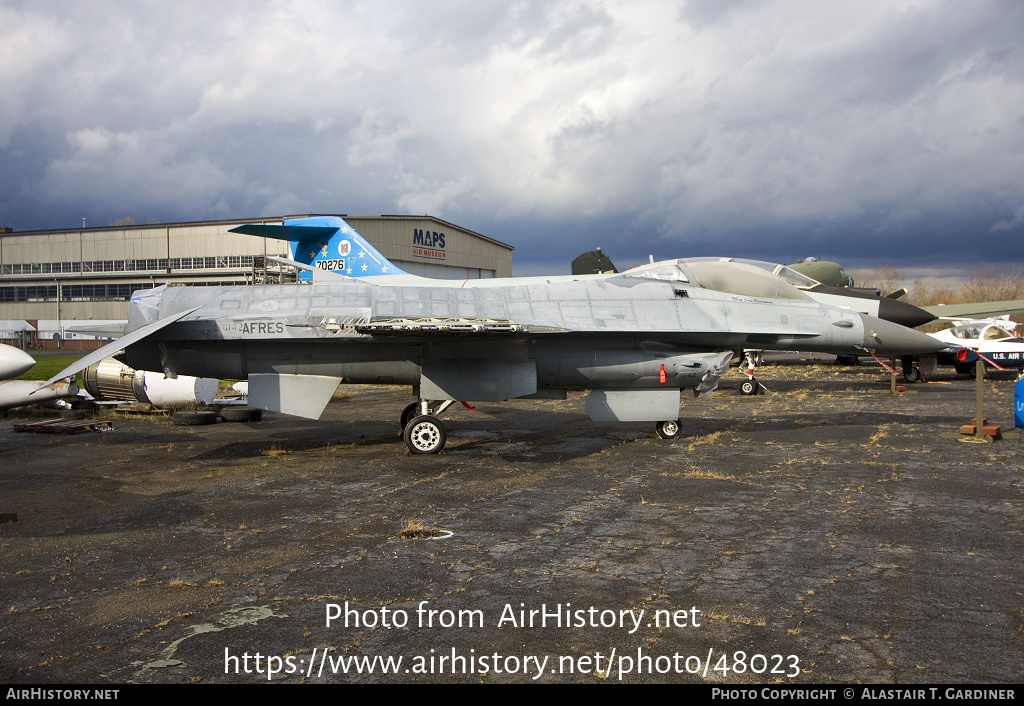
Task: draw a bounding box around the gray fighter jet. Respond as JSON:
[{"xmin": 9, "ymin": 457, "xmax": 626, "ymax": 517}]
[{"xmin": 43, "ymin": 258, "xmax": 942, "ymax": 453}]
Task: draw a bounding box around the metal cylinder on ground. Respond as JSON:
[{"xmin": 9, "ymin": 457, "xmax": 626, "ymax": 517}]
[{"xmin": 82, "ymin": 358, "xmax": 217, "ymax": 409}]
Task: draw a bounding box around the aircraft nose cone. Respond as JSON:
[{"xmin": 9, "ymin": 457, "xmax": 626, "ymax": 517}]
[
  {"xmin": 859, "ymin": 314, "xmax": 945, "ymax": 355},
  {"xmin": 877, "ymin": 297, "xmax": 937, "ymax": 328},
  {"xmin": 0, "ymin": 345, "xmax": 35, "ymax": 380}
]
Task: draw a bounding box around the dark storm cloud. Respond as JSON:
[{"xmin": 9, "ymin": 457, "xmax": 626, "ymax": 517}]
[{"xmin": 1, "ymin": 0, "xmax": 1023, "ymax": 274}]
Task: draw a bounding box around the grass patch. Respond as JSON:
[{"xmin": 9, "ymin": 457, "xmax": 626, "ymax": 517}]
[
  {"xmin": 677, "ymin": 469, "xmax": 739, "ymax": 481},
  {"xmin": 399, "ymin": 519, "xmax": 428, "ymax": 539},
  {"xmin": 688, "ymin": 431, "xmax": 723, "ymax": 451},
  {"xmin": 13, "ymin": 354, "xmax": 83, "ymax": 382},
  {"xmin": 399, "ymin": 519, "xmax": 449, "ymax": 540}
]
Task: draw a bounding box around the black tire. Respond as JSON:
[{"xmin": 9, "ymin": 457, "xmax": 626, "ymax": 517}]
[
  {"xmin": 903, "ymin": 367, "xmax": 922, "ymax": 383},
  {"xmin": 69, "ymin": 399, "xmax": 97, "ymax": 411},
  {"xmin": 172, "ymin": 410, "xmax": 218, "ymax": 426},
  {"xmin": 739, "ymin": 378, "xmax": 759, "ymax": 396},
  {"xmin": 656, "ymin": 419, "xmax": 681, "ymax": 439},
  {"xmin": 221, "ymin": 407, "xmax": 263, "ymax": 423},
  {"xmin": 954, "ymin": 363, "xmax": 972, "ymax": 376},
  {"xmin": 404, "ymin": 415, "xmax": 446, "ymax": 454},
  {"xmin": 400, "ymin": 402, "xmax": 418, "ymax": 429}
]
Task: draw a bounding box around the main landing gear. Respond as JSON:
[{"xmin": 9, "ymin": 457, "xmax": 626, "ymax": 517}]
[
  {"xmin": 401, "ymin": 400, "xmax": 456, "ymax": 454},
  {"xmin": 655, "ymin": 419, "xmax": 681, "ymax": 439},
  {"xmin": 398, "ymin": 400, "xmax": 692, "ymax": 451}
]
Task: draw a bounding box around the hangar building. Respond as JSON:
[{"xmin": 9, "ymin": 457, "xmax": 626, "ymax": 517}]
[{"xmin": 0, "ymin": 214, "xmax": 514, "ymax": 341}]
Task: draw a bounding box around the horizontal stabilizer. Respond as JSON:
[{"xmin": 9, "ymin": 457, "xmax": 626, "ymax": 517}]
[
  {"xmin": 265, "ymin": 255, "xmax": 353, "ymax": 283},
  {"xmin": 228, "ymin": 224, "xmax": 339, "ymax": 240},
  {"xmin": 39, "ymin": 306, "xmax": 203, "ymax": 388},
  {"xmin": 266, "ymin": 254, "xmax": 315, "ymax": 272}
]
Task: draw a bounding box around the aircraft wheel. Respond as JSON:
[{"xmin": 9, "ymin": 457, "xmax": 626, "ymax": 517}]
[
  {"xmin": 400, "ymin": 402, "xmax": 418, "ymax": 429},
  {"xmin": 739, "ymin": 378, "xmax": 759, "ymax": 396},
  {"xmin": 405, "ymin": 415, "xmax": 446, "ymax": 454},
  {"xmin": 965, "ymin": 363, "xmax": 989, "ymax": 379},
  {"xmin": 903, "ymin": 367, "xmax": 922, "ymax": 384},
  {"xmin": 173, "ymin": 410, "xmax": 218, "ymax": 426},
  {"xmin": 221, "ymin": 406, "xmax": 263, "ymax": 423},
  {"xmin": 656, "ymin": 419, "xmax": 681, "ymax": 439}
]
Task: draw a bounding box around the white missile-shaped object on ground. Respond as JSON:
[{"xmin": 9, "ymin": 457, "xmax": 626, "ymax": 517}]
[{"xmin": 0, "ymin": 345, "xmax": 35, "ymax": 380}]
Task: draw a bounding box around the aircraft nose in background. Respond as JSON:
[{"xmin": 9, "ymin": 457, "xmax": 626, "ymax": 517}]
[
  {"xmin": 859, "ymin": 315, "xmax": 945, "ymax": 355},
  {"xmin": 0, "ymin": 345, "xmax": 35, "ymax": 380},
  {"xmin": 876, "ymin": 296, "xmax": 936, "ymax": 329}
]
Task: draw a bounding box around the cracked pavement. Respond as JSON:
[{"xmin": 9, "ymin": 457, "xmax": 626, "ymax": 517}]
[{"xmin": 1, "ymin": 362, "xmax": 1022, "ymax": 683}]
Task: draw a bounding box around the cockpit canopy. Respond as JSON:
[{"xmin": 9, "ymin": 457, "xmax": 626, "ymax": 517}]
[
  {"xmin": 624, "ymin": 259, "xmax": 811, "ymax": 301},
  {"xmin": 947, "ymin": 324, "xmax": 1015, "ymax": 341},
  {"xmin": 683, "ymin": 257, "xmax": 823, "ymax": 288}
]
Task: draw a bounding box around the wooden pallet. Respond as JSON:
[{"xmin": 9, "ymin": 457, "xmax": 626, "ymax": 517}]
[{"xmin": 13, "ymin": 418, "xmax": 114, "ymax": 434}]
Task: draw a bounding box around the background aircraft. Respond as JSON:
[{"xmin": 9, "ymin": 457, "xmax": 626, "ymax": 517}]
[
  {"xmin": 787, "ymin": 257, "xmax": 855, "ymax": 288},
  {"xmin": 0, "ymin": 345, "xmax": 79, "ymax": 412},
  {"xmin": 0, "ymin": 345, "xmax": 34, "ymax": 380},
  {"xmin": 921, "ymin": 318, "xmax": 1022, "ymax": 377},
  {"xmin": 786, "ymin": 257, "xmax": 1024, "ymax": 324},
  {"xmin": 922, "ymin": 300, "xmax": 1024, "ymax": 321},
  {"xmin": 571, "ymin": 248, "xmax": 618, "ymax": 275}
]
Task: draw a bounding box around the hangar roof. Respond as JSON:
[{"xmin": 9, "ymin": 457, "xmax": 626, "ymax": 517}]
[{"xmin": 0, "ymin": 214, "xmax": 515, "ymax": 251}]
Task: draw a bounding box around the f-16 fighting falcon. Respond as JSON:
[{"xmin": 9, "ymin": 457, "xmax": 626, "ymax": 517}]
[{"xmin": 43, "ymin": 219, "xmax": 944, "ymax": 454}]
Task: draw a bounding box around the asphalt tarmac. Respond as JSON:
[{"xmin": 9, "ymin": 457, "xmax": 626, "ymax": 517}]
[{"xmin": 1, "ymin": 362, "xmax": 1022, "ymax": 684}]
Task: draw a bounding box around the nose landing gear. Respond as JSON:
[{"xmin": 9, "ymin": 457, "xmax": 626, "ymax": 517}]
[{"xmin": 740, "ymin": 351, "xmax": 763, "ymax": 395}]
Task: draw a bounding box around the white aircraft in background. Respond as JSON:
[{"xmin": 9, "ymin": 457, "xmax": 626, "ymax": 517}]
[
  {"xmin": 0, "ymin": 345, "xmax": 79, "ymax": 412},
  {"xmin": 926, "ymin": 317, "xmax": 1024, "ymax": 377}
]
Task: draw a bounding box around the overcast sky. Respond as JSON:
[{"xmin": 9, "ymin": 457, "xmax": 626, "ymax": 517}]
[{"xmin": 2, "ymin": 0, "xmax": 1023, "ymax": 275}]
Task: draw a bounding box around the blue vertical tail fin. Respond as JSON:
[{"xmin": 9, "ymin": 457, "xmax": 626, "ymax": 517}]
[{"xmin": 229, "ymin": 215, "xmax": 407, "ymax": 280}]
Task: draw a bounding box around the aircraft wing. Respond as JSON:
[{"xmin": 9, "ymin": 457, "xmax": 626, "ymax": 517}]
[
  {"xmin": 62, "ymin": 323, "xmax": 128, "ymax": 338},
  {"xmin": 39, "ymin": 306, "xmax": 203, "ymax": 388},
  {"xmin": 923, "ymin": 299, "xmax": 1024, "ymax": 320}
]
